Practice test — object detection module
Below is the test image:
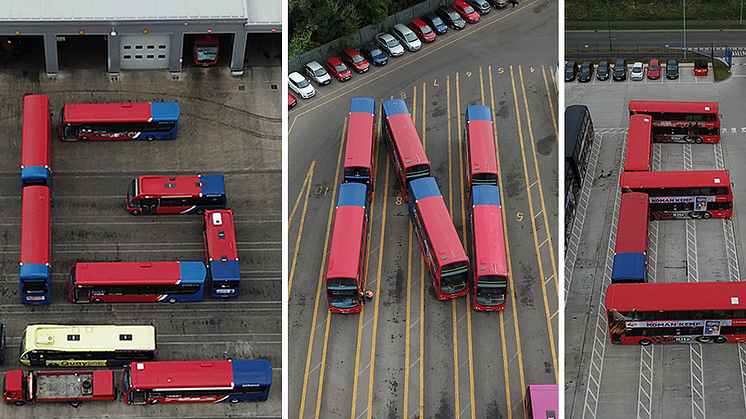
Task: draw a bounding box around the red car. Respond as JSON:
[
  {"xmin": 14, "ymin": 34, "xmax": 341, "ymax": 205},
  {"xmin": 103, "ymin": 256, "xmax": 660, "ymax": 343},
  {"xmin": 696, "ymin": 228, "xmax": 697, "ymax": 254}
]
[
  {"xmin": 325, "ymin": 57, "xmax": 352, "ymax": 82},
  {"xmin": 288, "ymin": 93, "xmax": 297, "ymax": 109},
  {"xmin": 341, "ymin": 48, "xmax": 370, "ymax": 73},
  {"xmin": 452, "ymin": 0, "xmax": 479, "ymax": 24},
  {"xmin": 409, "ymin": 19, "xmax": 436, "ymax": 43},
  {"xmin": 647, "ymin": 59, "xmax": 661, "ymax": 80}
]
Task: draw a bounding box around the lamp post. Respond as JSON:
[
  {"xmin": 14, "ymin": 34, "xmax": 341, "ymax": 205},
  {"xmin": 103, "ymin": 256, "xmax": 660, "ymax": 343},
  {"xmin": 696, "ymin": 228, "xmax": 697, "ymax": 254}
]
[
  {"xmin": 683, "ymin": 0, "xmax": 687, "ymax": 59},
  {"xmin": 607, "ymin": 0, "xmax": 613, "ymax": 52}
]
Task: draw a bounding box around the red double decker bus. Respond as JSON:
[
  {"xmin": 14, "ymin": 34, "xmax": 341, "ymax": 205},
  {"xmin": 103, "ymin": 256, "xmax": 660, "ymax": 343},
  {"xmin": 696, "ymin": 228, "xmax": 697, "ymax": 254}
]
[
  {"xmin": 620, "ymin": 170, "xmax": 732, "ymax": 219},
  {"xmin": 381, "ymin": 99, "xmax": 430, "ymax": 201},
  {"xmin": 126, "ymin": 175, "xmax": 226, "ymax": 215},
  {"xmin": 68, "ymin": 261, "xmax": 206, "ymax": 304},
  {"xmin": 464, "ymin": 105, "xmax": 498, "ymax": 191},
  {"xmin": 21, "ymin": 95, "xmax": 52, "ymax": 188},
  {"xmin": 624, "ymin": 114, "xmax": 652, "ymax": 172},
  {"xmin": 343, "ymin": 97, "xmax": 376, "ymax": 195},
  {"xmin": 628, "ymin": 100, "xmax": 720, "ymax": 143},
  {"xmin": 611, "ymin": 193, "xmax": 649, "ymax": 284},
  {"xmin": 469, "ymin": 185, "xmax": 508, "ymax": 311},
  {"xmin": 203, "ymin": 210, "xmax": 240, "ymax": 298},
  {"xmin": 326, "ymin": 183, "xmax": 369, "ymax": 313},
  {"xmin": 20, "ymin": 186, "xmax": 51, "ymax": 305},
  {"xmin": 607, "ymin": 282, "xmax": 746, "ymax": 345},
  {"xmin": 58, "ymin": 102, "xmax": 180, "ymax": 141},
  {"xmin": 408, "ymin": 177, "xmax": 469, "ymax": 300}
]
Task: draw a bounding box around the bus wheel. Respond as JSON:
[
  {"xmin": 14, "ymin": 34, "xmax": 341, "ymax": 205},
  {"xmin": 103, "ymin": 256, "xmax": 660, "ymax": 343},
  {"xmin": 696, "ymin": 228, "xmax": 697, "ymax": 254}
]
[
  {"xmin": 130, "ymin": 210, "xmax": 140, "ymax": 216},
  {"xmin": 146, "ymin": 135, "xmax": 155, "ymax": 141},
  {"xmin": 230, "ymin": 398, "xmax": 241, "ymax": 404},
  {"xmin": 703, "ymin": 212, "xmax": 713, "ymax": 219},
  {"xmin": 70, "ymin": 401, "xmax": 82, "ymax": 408},
  {"xmin": 695, "ymin": 137, "xmax": 703, "ymax": 144},
  {"xmin": 13, "ymin": 401, "xmax": 25, "ymax": 406},
  {"xmin": 689, "ymin": 212, "xmax": 701, "ymax": 219},
  {"xmin": 639, "ymin": 339, "xmax": 653, "ymax": 346},
  {"xmin": 80, "ymin": 136, "xmax": 89, "ymax": 142},
  {"xmin": 167, "ymin": 297, "xmax": 177, "ymax": 304},
  {"xmin": 149, "ymin": 399, "xmax": 160, "ymax": 405},
  {"xmin": 696, "ymin": 336, "xmax": 712, "ymax": 343},
  {"xmin": 715, "ymin": 336, "xmax": 728, "ymax": 343},
  {"xmin": 93, "ymin": 298, "xmax": 103, "ymax": 303}
]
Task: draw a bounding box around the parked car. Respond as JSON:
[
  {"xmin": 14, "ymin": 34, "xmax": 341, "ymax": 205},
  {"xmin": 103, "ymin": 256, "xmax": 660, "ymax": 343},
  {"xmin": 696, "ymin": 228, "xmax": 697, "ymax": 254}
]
[
  {"xmin": 409, "ymin": 19, "xmax": 437, "ymax": 43},
  {"xmin": 612, "ymin": 59, "xmax": 627, "ymax": 81},
  {"xmin": 288, "ymin": 93, "xmax": 297, "ymax": 109},
  {"xmin": 288, "ymin": 72, "xmax": 316, "ymax": 99},
  {"xmin": 488, "ymin": 0, "xmax": 510, "ymax": 8},
  {"xmin": 341, "ymin": 48, "xmax": 369, "ymax": 73},
  {"xmin": 465, "ymin": 0, "xmax": 491, "ymax": 14},
  {"xmin": 596, "ymin": 60, "xmax": 610, "ymax": 81},
  {"xmin": 647, "ymin": 59, "xmax": 660, "ymax": 79},
  {"xmin": 326, "ymin": 57, "xmax": 352, "ymax": 82},
  {"xmin": 631, "ymin": 61, "xmax": 644, "ymax": 81},
  {"xmin": 565, "ymin": 61, "xmax": 578, "ymax": 82},
  {"xmin": 392, "ymin": 23, "xmax": 421, "ymax": 52},
  {"xmin": 577, "ymin": 61, "xmax": 594, "ymax": 82},
  {"xmin": 666, "ymin": 59, "xmax": 679, "ymax": 79},
  {"xmin": 421, "ymin": 12, "xmax": 448, "ymax": 35},
  {"xmin": 374, "ymin": 32, "xmax": 404, "ymax": 57},
  {"xmin": 360, "ymin": 44, "xmax": 388, "ymax": 66},
  {"xmin": 305, "ymin": 61, "xmax": 331, "ymax": 86},
  {"xmin": 452, "ymin": 0, "xmax": 480, "ymax": 23},
  {"xmin": 436, "ymin": 6, "xmax": 466, "ymax": 30}
]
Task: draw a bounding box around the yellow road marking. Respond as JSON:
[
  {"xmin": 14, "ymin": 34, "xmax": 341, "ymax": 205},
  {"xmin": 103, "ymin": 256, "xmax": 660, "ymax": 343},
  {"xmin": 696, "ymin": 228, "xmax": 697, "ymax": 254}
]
[{"xmin": 288, "ymin": 161, "xmax": 316, "ymax": 299}]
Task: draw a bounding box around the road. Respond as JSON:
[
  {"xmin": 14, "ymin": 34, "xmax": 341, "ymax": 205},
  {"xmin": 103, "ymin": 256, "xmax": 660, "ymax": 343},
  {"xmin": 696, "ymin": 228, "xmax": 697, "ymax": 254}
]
[
  {"xmin": 288, "ymin": 0, "xmax": 559, "ymax": 418},
  {"xmin": 566, "ymin": 28, "xmax": 746, "ymax": 49}
]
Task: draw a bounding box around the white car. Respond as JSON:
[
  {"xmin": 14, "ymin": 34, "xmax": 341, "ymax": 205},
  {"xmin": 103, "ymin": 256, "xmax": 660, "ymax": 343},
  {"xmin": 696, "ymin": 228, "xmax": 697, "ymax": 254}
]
[
  {"xmin": 305, "ymin": 61, "xmax": 331, "ymax": 86},
  {"xmin": 288, "ymin": 72, "xmax": 316, "ymax": 99},
  {"xmin": 630, "ymin": 62, "xmax": 644, "ymax": 81},
  {"xmin": 374, "ymin": 33, "xmax": 404, "ymax": 57},
  {"xmin": 392, "ymin": 24, "xmax": 421, "ymax": 52}
]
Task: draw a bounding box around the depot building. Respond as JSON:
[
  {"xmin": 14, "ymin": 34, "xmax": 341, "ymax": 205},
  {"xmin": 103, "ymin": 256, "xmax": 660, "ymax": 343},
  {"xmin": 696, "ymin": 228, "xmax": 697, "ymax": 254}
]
[{"xmin": 0, "ymin": 0, "xmax": 281, "ymax": 77}]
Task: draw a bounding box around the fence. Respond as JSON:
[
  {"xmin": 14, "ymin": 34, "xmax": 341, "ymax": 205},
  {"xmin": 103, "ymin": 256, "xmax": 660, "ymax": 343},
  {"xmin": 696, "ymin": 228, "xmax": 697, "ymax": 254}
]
[{"xmin": 289, "ymin": 0, "xmax": 443, "ymax": 72}]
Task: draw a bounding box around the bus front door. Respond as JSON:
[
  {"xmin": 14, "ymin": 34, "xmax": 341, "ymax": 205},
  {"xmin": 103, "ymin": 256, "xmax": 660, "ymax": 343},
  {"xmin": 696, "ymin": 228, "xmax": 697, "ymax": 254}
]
[{"xmin": 140, "ymin": 199, "xmax": 158, "ymax": 215}]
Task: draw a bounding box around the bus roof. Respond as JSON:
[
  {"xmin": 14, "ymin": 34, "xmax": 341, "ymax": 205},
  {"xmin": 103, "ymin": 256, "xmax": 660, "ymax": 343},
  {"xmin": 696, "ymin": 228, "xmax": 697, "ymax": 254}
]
[
  {"xmin": 410, "ymin": 177, "xmax": 468, "ymax": 267},
  {"xmin": 73, "ymin": 261, "xmax": 206, "ymax": 286},
  {"xmin": 527, "ymin": 384, "xmax": 559, "ymax": 419},
  {"xmin": 466, "ymin": 119, "xmax": 497, "ymax": 180},
  {"xmin": 606, "ymin": 282, "xmax": 746, "ymax": 312},
  {"xmin": 337, "ymin": 183, "xmax": 368, "ymax": 208},
  {"xmin": 628, "ymin": 100, "xmax": 718, "ymax": 115},
  {"xmin": 21, "ymin": 95, "xmax": 51, "ymax": 169},
  {"xmin": 129, "ymin": 359, "xmax": 271, "ymax": 389},
  {"xmin": 349, "ymin": 96, "xmax": 375, "ymax": 115},
  {"xmin": 620, "ymin": 170, "xmax": 730, "ymax": 189},
  {"xmin": 624, "ymin": 115, "xmax": 652, "ymax": 172},
  {"xmin": 466, "ymin": 105, "xmax": 492, "ymax": 122},
  {"xmin": 20, "ymin": 186, "xmax": 51, "ymax": 268},
  {"xmin": 205, "ymin": 210, "xmax": 238, "ymax": 259},
  {"xmin": 23, "ymin": 324, "xmax": 156, "ymax": 352},
  {"xmin": 326, "ymin": 206, "xmax": 366, "ymax": 279},
  {"xmin": 615, "ymin": 193, "xmax": 648, "ymax": 254},
  {"xmin": 138, "ymin": 175, "xmax": 225, "ymax": 197},
  {"xmin": 472, "ymin": 184, "xmax": 502, "ymax": 207},
  {"xmin": 564, "ymin": 105, "xmax": 589, "ymax": 159},
  {"xmin": 472, "ymin": 205, "xmax": 507, "ymax": 277},
  {"xmin": 381, "ymin": 99, "xmax": 429, "ymax": 168},
  {"xmin": 345, "ymin": 112, "xmax": 375, "ymax": 171},
  {"xmin": 63, "ymin": 102, "xmax": 180, "ymax": 123}
]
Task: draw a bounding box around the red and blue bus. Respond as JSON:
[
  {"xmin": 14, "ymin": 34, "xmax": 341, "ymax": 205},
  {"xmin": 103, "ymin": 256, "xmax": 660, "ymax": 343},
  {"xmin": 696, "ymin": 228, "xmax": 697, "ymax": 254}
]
[
  {"xmin": 464, "ymin": 105, "xmax": 498, "ymax": 191},
  {"xmin": 620, "ymin": 170, "xmax": 732, "ymax": 219},
  {"xmin": 123, "ymin": 359, "xmax": 272, "ymax": 404},
  {"xmin": 326, "ymin": 182, "xmax": 370, "ymax": 313},
  {"xmin": 607, "ymin": 282, "xmax": 746, "ymax": 345},
  {"xmin": 611, "ymin": 193, "xmax": 649, "ymax": 283},
  {"xmin": 20, "ymin": 185, "xmax": 51, "ymax": 305},
  {"xmin": 624, "ymin": 114, "xmax": 652, "ymax": 172},
  {"xmin": 381, "ymin": 99, "xmax": 430, "ymax": 201},
  {"xmin": 343, "ymin": 97, "xmax": 376, "ymax": 195},
  {"xmin": 126, "ymin": 175, "xmax": 226, "ymax": 215},
  {"xmin": 408, "ymin": 177, "xmax": 469, "ymax": 300},
  {"xmin": 628, "ymin": 100, "xmax": 720, "ymax": 143},
  {"xmin": 58, "ymin": 102, "xmax": 180, "ymax": 141},
  {"xmin": 469, "ymin": 185, "xmax": 508, "ymax": 311},
  {"xmin": 204, "ymin": 210, "xmax": 240, "ymax": 298},
  {"xmin": 524, "ymin": 384, "xmax": 558, "ymax": 419},
  {"xmin": 21, "ymin": 95, "xmax": 52, "ymax": 188},
  {"xmin": 68, "ymin": 261, "xmax": 206, "ymax": 303}
]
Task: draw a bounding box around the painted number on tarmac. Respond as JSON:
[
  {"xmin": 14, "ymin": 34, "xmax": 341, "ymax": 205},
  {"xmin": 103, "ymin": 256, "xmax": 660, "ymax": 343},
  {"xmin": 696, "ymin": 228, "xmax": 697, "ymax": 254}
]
[
  {"xmin": 498, "ymin": 68, "xmax": 505, "ymax": 74},
  {"xmin": 530, "ymin": 67, "xmax": 535, "ymax": 73},
  {"xmin": 434, "ymin": 79, "xmax": 439, "ymax": 87},
  {"xmin": 396, "ymin": 197, "xmax": 403, "ymax": 206},
  {"xmin": 466, "ymin": 71, "xmax": 472, "ymax": 77},
  {"xmin": 400, "ymin": 92, "xmax": 407, "ymax": 99},
  {"xmin": 517, "ymin": 212, "xmax": 524, "ymax": 222},
  {"xmin": 315, "ymin": 186, "xmax": 329, "ymax": 195}
]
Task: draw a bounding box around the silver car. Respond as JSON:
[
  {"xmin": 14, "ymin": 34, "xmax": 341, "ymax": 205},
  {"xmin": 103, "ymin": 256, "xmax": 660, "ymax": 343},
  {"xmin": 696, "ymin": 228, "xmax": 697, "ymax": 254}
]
[
  {"xmin": 392, "ymin": 24, "xmax": 421, "ymax": 52},
  {"xmin": 374, "ymin": 33, "xmax": 404, "ymax": 57},
  {"xmin": 305, "ymin": 61, "xmax": 331, "ymax": 86}
]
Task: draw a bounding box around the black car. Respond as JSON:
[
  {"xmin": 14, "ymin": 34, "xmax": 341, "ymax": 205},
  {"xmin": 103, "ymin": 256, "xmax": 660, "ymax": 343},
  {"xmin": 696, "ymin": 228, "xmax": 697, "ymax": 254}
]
[
  {"xmin": 359, "ymin": 44, "xmax": 388, "ymax": 66},
  {"xmin": 465, "ymin": 0, "xmax": 491, "ymax": 14},
  {"xmin": 565, "ymin": 61, "xmax": 578, "ymax": 82},
  {"xmin": 577, "ymin": 61, "xmax": 594, "ymax": 82},
  {"xmin": 666, "ymin": 59, "xmax": 679, "ymax": 79},
  {"xmin": 488, "ymin": 0, "xmax": 510, "ymax": 8},
  {"xmin": 596, "ymin": 60, "xmax": 610, "ymax": 81},
  {"xmin": 612, "ymin": 59, "xmax": 627, "ymax": 81},
  {"xmin": 436, "ymin": 6, "xmax": 466, "ymax": 30}
]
